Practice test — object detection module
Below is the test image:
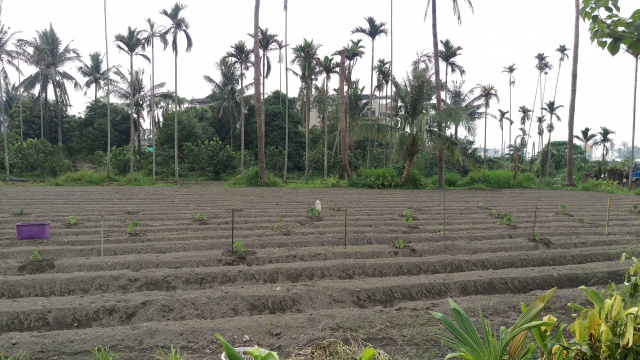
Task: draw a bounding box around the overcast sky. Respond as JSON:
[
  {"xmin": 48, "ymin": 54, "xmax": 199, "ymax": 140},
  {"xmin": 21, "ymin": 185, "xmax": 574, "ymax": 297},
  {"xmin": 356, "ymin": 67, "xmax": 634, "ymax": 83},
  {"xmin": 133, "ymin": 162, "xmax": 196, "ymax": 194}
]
[{"xmin": 4, "ymin": 0, "xmax": 637, "ymax": 155}]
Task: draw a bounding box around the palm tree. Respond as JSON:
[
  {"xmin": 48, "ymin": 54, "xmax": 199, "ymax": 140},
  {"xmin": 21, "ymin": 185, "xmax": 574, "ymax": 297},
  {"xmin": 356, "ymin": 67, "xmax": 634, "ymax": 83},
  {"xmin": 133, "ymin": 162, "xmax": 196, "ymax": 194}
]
[
  {"xmin": 275, "ymin": 39, "xmax": 286, "ymax": 106},
  {"xmin": 502, "ymin": 64, "xmax": 516, "ymax": 150},
  {"xmin": 542, "ymin": 100, "xmax": 563, "ymax": 176},
  {"xmin": 526, "ymin": 53, "xmax": 548, "ymax": 156},
  {"xmin": 553, "ymin": 45, "xmax": 569, "ymax": 101},
  {"xmin": 253, "ymin": 0, "xmax": 267, "ymax": 184},
  {"xmin": 141, "ymin": 18, "xmax": 167, "ymax": 184},
  {"xmin": 425, "ymin": 0, "xmax": 474, "ymax": 187},
  {"xmin": 291, "ymin": 38, "xmax": 320, "ymax": 182},
  {"xmin": 284, "ymin": 0, "xmax": 289, "ymax": 182},
  {"xmin": 317, "ymin": 55, "xmax": 338, "ymax": 179},
  {"xmin": 446, "ymin": 80, "xmax": 481, "ymax": 140},
  {"xmin": 77, "ymin": 52, "xmax": 111, "ymax": 102},
  {"xmin": 0, "ymin": 24, "xmax": 19, "ymax": 182},
  {"xmin": 536, "ymin": 115, "xmax": 546, "ymax": 152},
  {"xmin": 251, "ymin": 27, "xmax": 278, "ymax": 142},
  {"xmin": 160, "ymin": 1, "xmax": 193, "ymax": 181},
  {"xmin": 566, "ymin": 0, "xmax": 580, "ymax": 186},
  {"xmin": 471, "ymin": 84, "xmax": 499, "ymax": 168},
  {"xmin": 104, "ymin": 0, "xmax": 112, "ymax": 178},
  {"xmin": 352, "ymin": 16, "xmax": 388, "ymax": 169},
  {"xmin": 19, "ymin": 24, "xmax": 81, "ymax": 145},
  {"xmin": 628, "ymin": 49, "xmax": 639, "ymax": 186},
  {"xmin": 439, "ymin": 39, "xmax": 465, "ymax": 100},
  {"xmin": 596, "ymin": 127, "xmax": 616, "ymax": 161},
  {"xmin": 114, "ymin": 26, "xmax": 149, "ymax": 181},
  {"xmin": 573, "ymin": 127, "xmax": 597, "ymax": 159},
  {"xmin": 334, "ymin": 39, "xmax": 365, "ymax": 157},
  {"xmin": 338, "ymin": 50, "xmax": 351, "ymax": 179},
  {"xmin": 204, "ymin": 57, "xmax": 244, "ymax": 149},
  {"xmin": 224, "ymin": 40, "xmax": 252, "ymax": 175},
  {"xmin": 497, "ymin": 109, "xmax": 509, "ymax": 156}
]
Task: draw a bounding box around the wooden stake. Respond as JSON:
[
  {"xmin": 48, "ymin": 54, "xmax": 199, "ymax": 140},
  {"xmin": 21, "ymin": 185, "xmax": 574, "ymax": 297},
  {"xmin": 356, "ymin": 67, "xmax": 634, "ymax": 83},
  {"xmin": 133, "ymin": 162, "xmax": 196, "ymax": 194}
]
[
  {"xmin": 231, "ymin": 208, "xmax": 235, "ymax": 252},
  {"xmin": 101, "ymin": 213, "xmax": 104, "ymax": 257},
  {"xmin": 344, "ymin": 208, "xmax": 347, "ymax": 249},
  {"xmin": 606, "ymin": 195, "xmax": 611, "ymax": 237},
  {"xmin": 532, "ymin": 206, "xmax": 538, "ymax": 240}
]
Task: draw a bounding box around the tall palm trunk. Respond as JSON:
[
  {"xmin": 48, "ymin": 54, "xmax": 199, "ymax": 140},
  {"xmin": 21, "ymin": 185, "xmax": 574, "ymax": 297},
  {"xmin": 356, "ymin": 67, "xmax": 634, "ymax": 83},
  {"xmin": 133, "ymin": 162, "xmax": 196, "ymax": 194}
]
[
  {"xmin": 44, "ymin": 90, "xmax": 48, "ymax": 140},
  {"xmin": 483, "ymin": 109, "xmax": 487, "ymax": 168},
  {"xmin": 566, "ymin": 0, "xmax": 579, "ymax": 186},
  {"xmin": 630, "ymin": 56, "xmax": 638, "ymax": 187},
  {"xmin": 305, "ymin": 79, "xmax": 311, "ymax": 182},
  {"xmin": 52, "ymin": 82, "xmax": 63, "ymax": 145},
  {"xmin": 103, "ymin": 0, "xmax": 111, "ymax": 178},
  {"xmin": 526, "ymin": 75, "xmax": 540, "ymax": 159},
  {"xmin": 128, "ymin": 54, "xmax": 134, "ymax": 181},
  {"xmin": 240, "ymin": 67, "xmax": 245, "ymax": 175},
  {"xmin": 500, "ymin": 125, "xmax": 504, "ymax": 158},
  {"xmin": 339, "ymin": 50, "xmax": 351, "ymax": 180},
  {"xmin": 546, "ymin": 128, "xmax": 552, "ymax": 176},
  {"xmin": 508, "ymin": 75, "xmax": 512, "ymax": 154},
  {"xmin": 137, "ymin": 115, "xmax": 142, "ymax": 158},
  {"xmin": 254, "ymin": 0, "xmax": 267, "ymax": 184},
  {"xmin": 1, "ymin": 75, "xmax": 8, "ymax": 182},
  {"xmin": 262, "ymin": 52, "xmax": 266, "ymax": 140},
  {"xmin": 18, "ymin": 58, "xmax": 22, "ymax": 143},
  {"xmin": 284, "ymin": 1, "xmax": 289, "ymax": 182},
  {"xmin": 431, "ymin": 0, "xmax": 444, "ymax": 188},
  {"xmin": 174, "ymin": 50, "xmax": 179, "ymax": 181},
  {"xmin": 554, "ymin": 62, "xmax": 562, "ymax": 102},
  {"xmin": 367, "ymin": 39, "xmax": 375, "ymax": 170},
  {"xmin": 401, "ymin": 153, "xmax": 414, "ymax": 184},
  {"xmin": 324, "ymin": 80, "xmax": 328, "ymax": 179},
  {"xmin": 151, "ymin": 34, "xmax": 156, "ymax": 183}
]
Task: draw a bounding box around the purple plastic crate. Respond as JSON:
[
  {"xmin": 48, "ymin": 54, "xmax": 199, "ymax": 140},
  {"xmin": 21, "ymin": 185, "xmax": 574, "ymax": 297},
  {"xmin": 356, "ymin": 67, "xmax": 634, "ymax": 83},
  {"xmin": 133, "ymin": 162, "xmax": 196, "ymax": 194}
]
[{"xmin": 15, "ymin": 222, "xmax": 51, "ymax": 240}]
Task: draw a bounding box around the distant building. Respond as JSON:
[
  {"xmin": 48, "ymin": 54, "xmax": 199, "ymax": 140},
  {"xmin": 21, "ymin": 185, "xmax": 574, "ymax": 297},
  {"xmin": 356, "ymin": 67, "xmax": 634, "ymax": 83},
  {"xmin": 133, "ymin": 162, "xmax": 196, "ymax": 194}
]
[
  {"xmin": 584, "ymin": 144, "xmax": 594, "ymax": 160},
  {"xmin": 192, "ymin": 97, "xmax": 212, "ymax": 107},
  {"xmin": 476, "ymin": 148, "xmax": 501, "ymax": 158},
  {"xmin": 307, "ymin": 94, "xmax": 391, "ymax": 128}
]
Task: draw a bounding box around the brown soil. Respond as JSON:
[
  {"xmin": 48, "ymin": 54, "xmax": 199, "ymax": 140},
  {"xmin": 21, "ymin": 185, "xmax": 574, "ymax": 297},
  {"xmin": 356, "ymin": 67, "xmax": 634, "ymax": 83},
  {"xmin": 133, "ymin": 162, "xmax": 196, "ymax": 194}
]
[{"xmin": 0, "ymin": 186, "xmax": 637, "ymax": 359}]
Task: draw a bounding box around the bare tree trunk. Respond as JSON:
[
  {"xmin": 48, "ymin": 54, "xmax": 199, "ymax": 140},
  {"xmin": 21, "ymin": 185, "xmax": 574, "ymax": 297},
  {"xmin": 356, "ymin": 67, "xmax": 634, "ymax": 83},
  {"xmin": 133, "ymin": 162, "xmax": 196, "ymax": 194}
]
[
  {"xmin": 18, "ymin": 58, "xmax": 22, "ymax": 144},
  {"xmin": 566, "ymin": 0, "xmax": 579, "ymax": 187},
  {"xmin": 174, "ymin": 50, "xmax": 179, "ymax": 181},
  {"xmin": 305, "ymin": 80, "xmax": 311, "ymax": 182},
  {"xmin": 630, "ymin": 56, "xmax": 638, "ymax": 187},
  {"xmin": 483, "ymin": 111, "xmax": 487, "ymax": 168},
  {"xmin": 52, "ymin": 82, "xmax": 63, "ymax": 145},
  {"xmin": 151, "ymin": 36, "xmax": 155, "ymax": 183},
  {"xmin": 254, "ymin": 0, "xmax": 267, "ymax": 184},
  {"xmin": 546, "ymin": 129, "xmax": 552, "ymax": 176},
  {"xmin": 431, "ymin": 0, "xmax": 444, "ymax": 188},
  {"xmin": 513, "ymin": 143, "xmax": 519, "ymax": 182},
  {"xmin": 339, "ymin": 50, "xmax": 351, "ymax": 180},
  {"xmin": 284, "ymin": 0, "xmax": 288, "ymax": 182},
  {"xmin": 240, "ymin": 68, "xmax": 245, "ymax": 175},
  {"xmin": 401, "ymin": 155, "xmax": 413, "ymax": 184},
  {"xmin": 104, "ymin": 0, "xmax": 111, "ymax": 179},
  {"xmin": 1, "ymin": 75, "xmax": 8, "ymax": 182},
  {"xmin": 324, "ymin": 80, "xmax": 328, "ymax": 179},
  {"xmin": 129, "ymin": 54, "xmax": 135, "ymax": 181},
  {"xmin": 44, "ymin": 89, "xmax": 48, "ymax": 140}
]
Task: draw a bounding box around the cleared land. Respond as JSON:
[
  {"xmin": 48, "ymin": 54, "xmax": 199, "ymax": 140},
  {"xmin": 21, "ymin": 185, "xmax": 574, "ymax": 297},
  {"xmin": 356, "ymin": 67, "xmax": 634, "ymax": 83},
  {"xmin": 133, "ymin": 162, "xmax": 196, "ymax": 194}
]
[{"xmin": 0, "ymin": 186, "xmax": 637, "ymax": 359}]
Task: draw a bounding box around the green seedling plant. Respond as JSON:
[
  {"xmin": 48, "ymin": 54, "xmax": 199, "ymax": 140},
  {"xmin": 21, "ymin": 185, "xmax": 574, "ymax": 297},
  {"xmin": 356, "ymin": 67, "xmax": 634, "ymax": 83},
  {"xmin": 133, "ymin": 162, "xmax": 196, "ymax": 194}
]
[
  {"xmin": 394, "ymin": 239, "xmax": 406, "ymax": 249},
  {"xmin": 30, "ymin": 250, "xmax": 41, "ymax": 261},
  {"xmin": 216, "ymin": 334, "xmax": 279, "ymax": 360},
  {"xmin": 233, "ymin": 241, "xmax": 244, "ymax": 253},
  {"xmin": 126, "ymin": 221, "xmax": 140, "ymax": 234},
  {"xmin": 274, "ymin": 217, "xmax": 284, "ymax": 231},
  {"xmin": 497, "ymin": 212, "xmax": 514, "ymax": 226},
  {"xmin": 0, "ymin": 351, "xmax": 30, "ymax": 360},
  {"xmin": 402, "ymin": 210, "xmax": 413, "ymax": 225},
  {"xmin": 533, "ymin": 233, "xmax": 540, "ymax": 242},
  {"xmin": 67, "ymin": 216, "xmax": 78, "ymax": 226},
  {"xmin": 90, "ymin": 346, "xmax": 119, "ymax": 360},
  {"xmin": 195, "ymin": 213, "xmax": 208, "ymax": 223},
  {"xmin": 631, "ymin": 204, "xmax": 640, "ymax": 214},
  {"xmin": 636, "ymin": 229, "xmax": 640, "ymax": 237},
  {"xmin": 16, "ymin": 209, "xmax": 24, "ymax": 216},
  {"xmin": 332, "ymin": 203, "xmax": 339, "ymax": 211},
  {"xmin": 558, "ymin": 204, "xmax": 567, "ymax": 215},
  {"xmin": 126, "ymin": 206, "xmax": 134, "ymax": 214},
  {"xmin": 153, "ymin": 345, "xmax": 185, "ymax": 360},
  {"xmin": 306, "ymin": 207, "xmax": 320, "ymax": 219}
]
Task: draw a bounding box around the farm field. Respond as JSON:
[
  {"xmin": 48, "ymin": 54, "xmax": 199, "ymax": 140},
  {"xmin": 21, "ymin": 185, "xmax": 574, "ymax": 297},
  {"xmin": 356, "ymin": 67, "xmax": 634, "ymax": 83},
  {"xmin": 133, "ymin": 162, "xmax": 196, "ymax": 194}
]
[{"xmin": 0, "ymin": 185, "xmax": 638, "ymax": 359}]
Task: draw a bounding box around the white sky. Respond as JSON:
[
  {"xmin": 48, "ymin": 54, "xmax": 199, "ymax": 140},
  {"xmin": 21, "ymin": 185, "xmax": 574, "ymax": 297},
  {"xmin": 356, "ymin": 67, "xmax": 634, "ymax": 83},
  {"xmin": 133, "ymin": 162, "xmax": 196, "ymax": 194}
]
[{"xmin": 4, "ymin": 0, "xmax": 637, "ymax": 154}]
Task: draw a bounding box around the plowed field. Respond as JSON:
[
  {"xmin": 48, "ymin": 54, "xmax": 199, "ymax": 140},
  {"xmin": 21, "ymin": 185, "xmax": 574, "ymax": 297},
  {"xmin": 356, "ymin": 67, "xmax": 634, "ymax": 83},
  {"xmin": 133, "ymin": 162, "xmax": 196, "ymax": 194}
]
[{"xmin": 0, "ymin": 186, "xmax": 637, "ymax": 359}]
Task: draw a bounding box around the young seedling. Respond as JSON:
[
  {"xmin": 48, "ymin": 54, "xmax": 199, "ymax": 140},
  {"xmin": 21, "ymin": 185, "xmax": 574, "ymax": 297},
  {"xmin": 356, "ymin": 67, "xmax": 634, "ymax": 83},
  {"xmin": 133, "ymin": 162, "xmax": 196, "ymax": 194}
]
[
  {"xmin": 274, "ymin": 217, "xmax": 284, "ymax": 231},
  {"xmin": 558, "ymin": 204, "xmax": 567, "ymax": 215},
  {"xmin": 90, "ymin": 346, "xmax": 119, "ymax": 360},
  {"xmin": 16, "ymin": 209, "xmax": 24, "ymax": 216},
  {"xmin": 331, "ymin": 203, "xmax": 339, "ymax": 211},
  {"xmin": 532, "ymin": 233, "xmax": 540, "ymax": 241},
  {"xmin": 636, "ymin": 230, "xmax": 640, "ymax": 237},
  {"xmin": 491, "ymin": 210, "xmax": 499, "ymax": 218},
  {"xmin": 154, "ymin": 345, "xmax": 186, "ymax": 360},
  {"xmin": 195, "ymin": 213, "xmax": 208, "ymax": 223},
  {"xmin": 631, "ymin": 204, "xmax": 639, "ymax": 214},
  {"xmin": 126, "ymin": 206, "xmax": 135, "ymax": 214},
  {"xmin": 68, "ymin": 216, "xmax": 78, "ymax": 226},
  {"xmin": 126, "ymin": 221, "xmax": 140, "ymax": 234},
  {"xmin": 233, "ymin": 240, "xmax": 244, "ymax": 253},
  {"xmin": 306, "ymin": 207, "xmax": 321, "ymax": 219},
  {"xmin": 402, "ymin": 210, "xmax": 413, "ymax": 225},
  {"xmin": 497, "ymin": 212, "xmax": 514, "ymax": 226},
  {"xmin": 394, "ymin": 239, "xmax": 406, "ymax": 249},
  {"xmin": 30, "ymin": 249, "xmax": 41, "ymax": 261}
]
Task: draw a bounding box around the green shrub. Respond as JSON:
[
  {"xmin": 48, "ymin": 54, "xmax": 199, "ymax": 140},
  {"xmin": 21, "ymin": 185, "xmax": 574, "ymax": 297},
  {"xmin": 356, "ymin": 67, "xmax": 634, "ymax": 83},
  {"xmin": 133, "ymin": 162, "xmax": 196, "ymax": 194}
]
[
  {"xmin": 444, "ymin": 172, "xmax": 461, "ymax": 187},
  {"xmin": 228, "ymin": 166, "xmax": 282, "ymax": 187},
  {"xmin": 404, "ymin": 170, "xmax": 425, "ymax": 189},
  {"xmin": 577, "ymin": 178, "xmax": 619, "ymax": 193},
  {"xmin": 463, "ymin": 170, "xmax": 535, "ymax": 189},
  {"xmin": 8, "ymin": 138, "xmax": 71, "ymax": 178},
  {"xmin": 110, "ymin": 146, "xmax": 150, "ymax": 176},
  {"xmin": 183, "ymin": 139, "xmax": 238, "ymax": 181},
  {"xmin": 348, "ymin": 168, "xmax": 400, "ymax": 189}
]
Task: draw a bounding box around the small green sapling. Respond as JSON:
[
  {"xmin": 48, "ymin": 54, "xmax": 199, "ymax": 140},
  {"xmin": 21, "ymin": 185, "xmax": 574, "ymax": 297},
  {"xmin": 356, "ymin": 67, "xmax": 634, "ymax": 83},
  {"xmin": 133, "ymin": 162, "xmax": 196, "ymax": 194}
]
[
  {"xmin": 30, "ymin": 250, "xmax": 41, "ymax": 261},
  {"xmin": 126, "ymin": 221, "xmax": 140, "ymax": 234},
  {"xmin": 68, "ymin": 216, "xmax": 78, "ymax": 226}
]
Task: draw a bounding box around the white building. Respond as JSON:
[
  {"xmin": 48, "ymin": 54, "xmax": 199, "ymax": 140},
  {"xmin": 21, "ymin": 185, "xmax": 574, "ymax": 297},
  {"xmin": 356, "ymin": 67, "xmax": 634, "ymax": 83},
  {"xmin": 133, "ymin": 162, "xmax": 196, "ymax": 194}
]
[{"xmin": 476, "ymin": 148, "xmax": 501, "ymax": 158}]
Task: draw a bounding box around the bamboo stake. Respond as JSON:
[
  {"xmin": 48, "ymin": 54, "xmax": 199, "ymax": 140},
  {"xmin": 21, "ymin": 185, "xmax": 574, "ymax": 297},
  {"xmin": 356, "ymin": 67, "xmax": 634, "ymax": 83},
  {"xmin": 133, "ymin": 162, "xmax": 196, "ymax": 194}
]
[
  {"xmin": 231, "ymin": 208, "xmax": 235, "ymax": 252},
  {"xmin": 344, "ymin": 208, "xmax": 347, "ymax": 249},
  {"xmin": 606, "ymin": 195, "xmax": 611, "ymax": 237},
  {"xmin": 532, "ymin": 206, "xmax": 538, "ymax": 240},
  {"xmin": 101, "ymin": 213, "xmax": 104, "ymax": 257}
]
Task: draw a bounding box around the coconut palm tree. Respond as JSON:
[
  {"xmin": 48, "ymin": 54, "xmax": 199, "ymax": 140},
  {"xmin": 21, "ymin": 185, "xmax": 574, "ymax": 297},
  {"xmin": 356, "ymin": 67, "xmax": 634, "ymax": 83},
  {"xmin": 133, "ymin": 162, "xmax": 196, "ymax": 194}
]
[
  {"xmin": 160, "ymin": 1, "xmax": 193, "ymax": 181},
  {"xmin": 526, "ymin": 53, "xmax": 548, "ymax": 155},
  {"xmin": 141, "ymin": 18, "xmax": 167, "ymax": 184},
  {"xmin": 439, "ymin": 39, "xmax": 465, "ymax": 100},
  {"xmin": 596, "ymin": 127, "xmax": 616, "ymax": 161},
  {"xmin": 374, "ymin": 58, "xmax": 390, "ymax": 119},
  {"xmin": 275, "ymin": 39, "xmax": 286, "ymax": 106},
  {"xmin": 317, "ymin": 55, "xmax": 339, "ymax": 179},
  {"xmin": 566, "ymin": 0, "xmax": 580, "ymax": 186},
  {"xmin": 224, "ymin": 40, "xmax": 252, "ymax": 175},
  {"xmin": 284, "ymin": 0, "xmax": 289, "ymax": 182},
  {"xmin": 573, "ymin": 127, "xmax": 597, "ymax": 160},
  {"xmin": 352, "ymin": 16, "xmax": 388, "ymax": 169},
  {"xmin": 253, "ymin": 0, "xmax": 267, "ymax": 184},
  {"xmin": 496, "ymin": 109, "xmax": 510, "ymax": 156},
  {"xmin": 0, "ymin": 24, "xmax": 19, "ymax": 182},
  {"xmin": 471, "ymin": 84, "xmax": 499, "ymax": 168},
  {"xmin": 290, "ymin": 38, "xmax": 320, "ymax": 182},
  {"xmin": 334, "ymin": 39, "xmax": 365, "ymax": 156},
  {"xmin": 446, "ymin": 80, "xmax": 481, "ymax": 140},
  {"xmin": 19, "ymin": 24, "xmax": 81, "ymax": 146},
  {"xmin": 542, "ymin": 100, "xmax": 563, "ymax": 176},
  {"xmin": 338, "ymin": 50, "xmax": 351, "ymax": 179},
  {"xmin": 250, "ymin": 27, "xmax": 278, "ymax": 141},
  {"xmin": 553, "ymin": 45, "xmax": 569, "ymax": 101},
  {"xmin": 536, "ymin": 115, "xmax": 546, "ymax": 152},
  {"xmin": 77, "ymin": 52, "xmax": 112, "ymax": 102},
  {"xmin": 425, "ymin": 0, "xmax": 473, "ymax": 187},
  {"xmin": 114, "ymin": 26, "xmax": 149, "ymax": 181},
  {"xmin": 502, "ymin": 64, "xmax": 516, "ymax": 150}
]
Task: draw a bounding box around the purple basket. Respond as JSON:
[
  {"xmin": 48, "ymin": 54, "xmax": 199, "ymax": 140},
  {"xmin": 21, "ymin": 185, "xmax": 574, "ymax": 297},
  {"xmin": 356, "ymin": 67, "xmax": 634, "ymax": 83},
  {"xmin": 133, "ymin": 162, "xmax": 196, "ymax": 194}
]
[{"xmin": 15, "ymin": 222, "xmax": 51, "ymax": 240}]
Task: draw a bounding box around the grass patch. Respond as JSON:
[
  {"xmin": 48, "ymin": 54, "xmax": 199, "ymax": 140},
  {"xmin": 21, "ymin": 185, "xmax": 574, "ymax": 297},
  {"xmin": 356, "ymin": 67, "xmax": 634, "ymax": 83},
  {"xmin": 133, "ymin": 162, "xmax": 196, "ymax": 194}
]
[
  {"xmin": 227, "ymin": 166, "xmax": 282, "ymax": 187},
  {"xmin": 463, "ymin": 170, "xmax": 536, "ymax": 189},
  {"xmin": 41, "ymin": 170, "xmax": 174, "ymax": 186}
]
